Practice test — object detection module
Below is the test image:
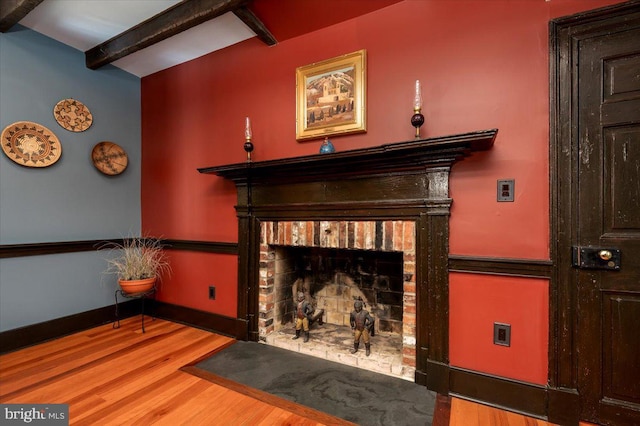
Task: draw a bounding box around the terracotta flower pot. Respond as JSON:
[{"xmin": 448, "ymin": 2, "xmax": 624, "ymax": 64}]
[{"xmin": 118, "ymin": 277, "xmax": 156, "ymax": 294}]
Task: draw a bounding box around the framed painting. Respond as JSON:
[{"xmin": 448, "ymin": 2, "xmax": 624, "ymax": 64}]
[{"xmin": 296, "ymin": 49, "xmax": 367, "ymax": 141}]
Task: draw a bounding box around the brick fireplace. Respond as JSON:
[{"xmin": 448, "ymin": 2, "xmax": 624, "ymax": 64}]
[
  {"xmin": 199, "ymin": 129, "xmax": 496, "ymax": 389},
  {"xmin": 258, "ymin": 220, "xmax": 417, "ymax": 379}
]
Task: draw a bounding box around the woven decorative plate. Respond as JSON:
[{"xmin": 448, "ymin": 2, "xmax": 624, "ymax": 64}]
[
  {"xmin": 53, "ymin": 98, "xmax": 93, "ymax": 132},
  {"xmin": 91, "ymin": 141, "xmax": 128, "ymax": 175},
  {"xmin": 1, "ymin": 121, "xmax": 62, "ymax": 168}
]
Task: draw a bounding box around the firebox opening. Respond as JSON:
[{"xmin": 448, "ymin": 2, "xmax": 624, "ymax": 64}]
[
  {"xmin": 258, "ymin": 219, "xmax": 417, "ymax": 380},
  {"xmin": 273, "ymin": 246, "xmax": 404, "ymax": 336}
]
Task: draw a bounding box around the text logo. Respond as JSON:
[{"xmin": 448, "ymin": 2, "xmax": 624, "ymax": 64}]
[{"xmin": 1, "ymin": 404, "xmax": 68, "ymax": 425}]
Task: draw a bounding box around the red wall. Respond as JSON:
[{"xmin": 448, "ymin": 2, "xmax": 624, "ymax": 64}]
[
  {"xmin": 156, "ymin": 251, "xmax": 237, "ymax": 317},
  {"xmin": 141, "ymin": 0, "xmax": 623, "ymax": 385},
  {"xmin": 450, "ymin": 273, "xmax": 550, "ymax": 384}
]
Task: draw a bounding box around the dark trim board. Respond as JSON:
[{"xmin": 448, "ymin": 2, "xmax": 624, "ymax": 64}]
[
  {"xmin": 163, "ymin": 239, "xmax": 238, "ymax": 255},
  {"xmin": 448, "ymin": 255, "xmax": 552, "ymax": 278},
  {"xmin": 0, "ymin": 300, "xmax": 140, "ymax": 354},
  {"xmin": 152, "ymin": 301, "xmax": 246, "ymax": 340},
  {"xmin": 0, "ymin": 239, "xmax": 119, "ymax": 258},
  {"xmin": 547, "ymin": 387, "xmax": 580, "ymax": 426},
  {"xmin": 423, "ymin": 361, "xmax": 567, "ymax": 423},
  {"xmin": 0, "ymin": 300, "xmax": 245, "ymax": 354},
  {"xmin": 425, "ymin": 360, "xmax": 449, "ymax": 394},
  {"xmin": 0, "ymin": 239, "xmax": 239, "ymax": 258},
  {"xmin": 446, "ymin": 369, "xmax": 579, "ymax": 425},
  {"xmin": 449, "ymin": 367, "xmax": 547, "ymax": 420}
]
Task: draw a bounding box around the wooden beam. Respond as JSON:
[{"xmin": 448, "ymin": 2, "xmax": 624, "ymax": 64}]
[
  {"xmin": 233, "ymin": 6, "xmax": 276, "ymax": 46},
  {"xmin": 0, "ymin": 0, "xmax": 44, "ymax": 32},
  {"xmin": 85, "ymin": 0, "xmax": 264, "ymax": 70}
]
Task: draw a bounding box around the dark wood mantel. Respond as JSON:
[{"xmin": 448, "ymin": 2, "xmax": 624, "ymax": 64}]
[
  {"xmin": 198, "ymin": 129, "xmax": 497, "ymax": 183},
  {"xmin": 198, "ymin": 129, "xmax": 497, "ymax": 393}
]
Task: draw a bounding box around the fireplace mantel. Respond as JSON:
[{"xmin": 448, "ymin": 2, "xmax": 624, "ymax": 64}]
[
  {"xmin": 198, "ymin": 128, "xmax": 497, "ymax": 392},
  {"xmin": 198, "ymin": 129, "xmax": 497, "ymax": 184}
]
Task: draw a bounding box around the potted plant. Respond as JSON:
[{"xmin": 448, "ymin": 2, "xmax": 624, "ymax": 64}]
[{"xmin": 101, "ymin": 236, "xmax": 171, "ymax": 294}]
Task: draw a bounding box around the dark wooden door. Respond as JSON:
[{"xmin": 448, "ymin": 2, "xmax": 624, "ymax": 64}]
[{"xmin": 574, "ymin": 13, "xmax": 640, "ymax": 426}]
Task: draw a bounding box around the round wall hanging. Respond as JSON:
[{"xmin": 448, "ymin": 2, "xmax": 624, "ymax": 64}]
[
  {"xmin": 53, "ymin": 98, "xmax": 93, "ymax": 132},
  {"xmin": 91, "ymin": 141, "xmax": 128, "ymax": 175},
  {"xmin": 1, "ymin": 121, "xmax": 62, "ymax": 168}
]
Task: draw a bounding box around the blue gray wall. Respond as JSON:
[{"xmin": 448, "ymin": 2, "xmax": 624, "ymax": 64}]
[{"xmin": 0, "ymin": 26, "xmax": 141, "ymax": 331}]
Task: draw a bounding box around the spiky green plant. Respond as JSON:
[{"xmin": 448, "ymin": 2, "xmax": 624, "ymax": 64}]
[{"xmin": 101, "ymin": 236, "xmax": 171, "ymax": 282}]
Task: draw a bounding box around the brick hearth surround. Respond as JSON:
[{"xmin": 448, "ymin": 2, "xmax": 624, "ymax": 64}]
[{"xmin": 258, "ymin": 220, "xmax": 417, "ymax": 373}]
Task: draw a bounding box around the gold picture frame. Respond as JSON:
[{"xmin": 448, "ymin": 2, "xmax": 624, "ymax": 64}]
[{"xmin": 296, "ymin": 49, "xmax": 367, "ymax": 141}]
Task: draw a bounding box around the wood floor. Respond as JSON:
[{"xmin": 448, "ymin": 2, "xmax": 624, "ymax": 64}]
[{"xmin": 1, "ymin": 317, "xmax": 563, "ymax": 425}]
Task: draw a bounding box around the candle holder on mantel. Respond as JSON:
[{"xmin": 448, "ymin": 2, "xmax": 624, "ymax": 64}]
[
  {"xmin": 244, "ymin": 117, "xmax": 254, "ymax": 162},
  {"xmin": 244, "ymin": 139, "xmax": 254, "ymax": 162},
  {"xmin": 411, "ymin": 108, "xmax": 425, "ymax": 139},
  {"xmin": 411, "ymin": 80, "xmax": 425, "ymax": 139}
]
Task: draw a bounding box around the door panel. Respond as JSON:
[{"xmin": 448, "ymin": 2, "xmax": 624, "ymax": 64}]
[
  {"xmin": 605, "ymin": 127, "xmax": 640, "ymax": 232},
  {"xmin": 576, "ymin": 22, "xmax": 640, "ymax": 425},
  {"xmin": 602, "ymin": 52, "xmax": 640, "ymax": 102},
  {"xmin": 603, "ymin": 295, "xmax": 640, "ymax": 404}
]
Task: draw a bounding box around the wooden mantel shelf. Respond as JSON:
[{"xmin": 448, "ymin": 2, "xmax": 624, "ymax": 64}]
[{"xmin": 198, "ymin": 129, "xmax": 497, "ymax": 183}]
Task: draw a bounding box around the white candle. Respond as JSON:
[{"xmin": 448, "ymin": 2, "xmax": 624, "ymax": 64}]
[
  {"xmin": 414, "ymin": 80, "xmax": 423, "ymax": 110},
  {"xmin": 245, "ymin": 117, "xmax": 252, "ymax": 140}
]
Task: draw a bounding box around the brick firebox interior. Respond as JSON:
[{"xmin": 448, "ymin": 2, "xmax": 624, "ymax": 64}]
[{"xmin": 258, "ymin": 220, "xmax": 417, "ymax": 379}]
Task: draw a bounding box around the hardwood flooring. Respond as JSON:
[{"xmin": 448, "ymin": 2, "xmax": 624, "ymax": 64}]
[{"xmin": 0, "ymin": 317, "xmax": 567, "ymax": 425}]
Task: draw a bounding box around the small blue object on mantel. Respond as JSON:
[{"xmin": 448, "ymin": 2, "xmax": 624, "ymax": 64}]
[{"xmin": 319, "ymin": 137, "xmax": 335, "ymax": 154}]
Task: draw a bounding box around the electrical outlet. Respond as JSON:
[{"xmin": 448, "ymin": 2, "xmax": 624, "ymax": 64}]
[
  {"xmin": 497, "ymin": 179, "xmax": 515, "ymax": 202},
  {"xmin": 493, "ymin": 322, "xmax": 511, "ymax": 346},
  {"xmin": 208, "ymin": 286, "xmax": 216, "ymax": 300}
]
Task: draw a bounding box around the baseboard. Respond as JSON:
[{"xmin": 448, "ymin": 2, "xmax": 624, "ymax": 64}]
[
  {"xmin": 449, "ymin": 366, "xmax": 547, "ymax": 419},
  {"xmin": 152, "ymin": 301, "xmax": 246, "ymax": 339},
  {"xmin": 0, "ymin": 300, "xmax": 246, "ymax": 355},
  {"xmin": 0, "ymin": 300, "xmax": 139, "ymax": 354},
  {"xmin": 547, "ymin": 387, "xmax": 580, "ymax": 426},
  {"xmin": 415, "ymin": 368, "xmax": 428, "ymax": 386},
  {"xmin": 425, "ymin": 360, "xmax": 449, "ymax": 394},
  {"xmin": 424, "ymin": 363, "xmax": 551, "ymax": 420}
]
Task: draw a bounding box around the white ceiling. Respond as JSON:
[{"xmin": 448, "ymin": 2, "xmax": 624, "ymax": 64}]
[{"xmin": 17, "ymin": 0, "xmax": 258, "ymax": 77}]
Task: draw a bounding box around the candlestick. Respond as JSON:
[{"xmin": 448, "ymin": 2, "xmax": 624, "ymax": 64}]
[
  {"xmin": 411, "ymin": 80, "xmax": 425, "ymax": 139},
  {"xmin": 244, "ymin": 116, "xmax": 254, "ymax": 161},
  {"xmin": 245, "ymin": 117, "xmax": 252, "ymax": 141},
  {"xmin": 414, "ymin": 80, "xmax": 423, "ymax": 110}
]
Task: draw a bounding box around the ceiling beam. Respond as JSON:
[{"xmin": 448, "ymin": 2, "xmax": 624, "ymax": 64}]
[
  {"xmin": 0, "ymin": 0, "xmax": 45, "ymax": 32},
  {"xmin": 233, "ymin": 6, "xmax": 276, "ymax": 46},
  {"xmin": 85, "ymin": 0, "xmax": 275, "ymax": 70}
]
